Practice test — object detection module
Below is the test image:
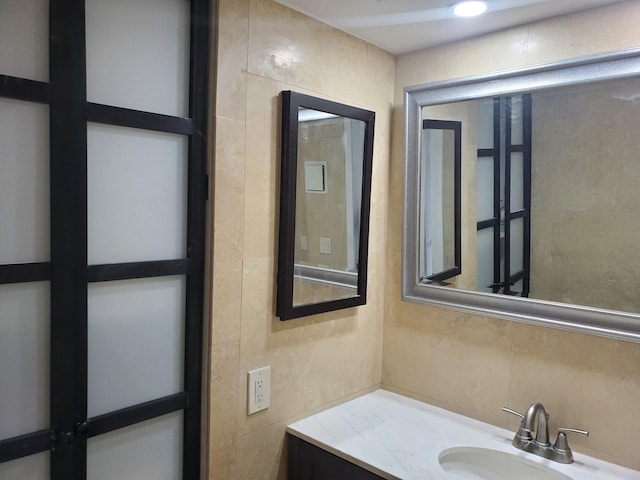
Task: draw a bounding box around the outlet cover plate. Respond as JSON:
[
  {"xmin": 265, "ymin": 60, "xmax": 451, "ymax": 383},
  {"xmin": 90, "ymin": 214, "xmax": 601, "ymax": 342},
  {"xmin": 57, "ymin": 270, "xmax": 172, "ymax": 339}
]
[{"xmin": 247, "ymin": 366, "xmax": 270, "ymax": 414}]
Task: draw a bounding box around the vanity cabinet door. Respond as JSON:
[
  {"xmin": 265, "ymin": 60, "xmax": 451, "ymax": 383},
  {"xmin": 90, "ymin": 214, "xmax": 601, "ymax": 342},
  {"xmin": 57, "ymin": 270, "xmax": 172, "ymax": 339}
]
[{"xmin": 287, "ymin": 434, "xmax": 385, "ymax": 480}]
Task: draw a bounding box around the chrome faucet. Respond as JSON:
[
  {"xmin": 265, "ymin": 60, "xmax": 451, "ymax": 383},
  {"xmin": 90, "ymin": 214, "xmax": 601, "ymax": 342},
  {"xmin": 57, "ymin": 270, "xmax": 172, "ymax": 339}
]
[
  {"xmin": 518, "ymin": 402, "xmax": 550, "ymax": 446},
  {"xmin": 502, "ymin": 403, "xmax": 589, "ymax": 463}
]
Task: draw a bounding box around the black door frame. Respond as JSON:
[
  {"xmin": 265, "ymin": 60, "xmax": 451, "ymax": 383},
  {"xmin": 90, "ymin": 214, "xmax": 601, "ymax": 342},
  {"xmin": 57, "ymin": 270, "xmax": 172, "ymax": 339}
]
[
  {"xmin": 0, "ymin": 1, "xmax": 211, "ymax": 478},
  {"xmin": 503, "ymin": 94, "xmax": 532, "ymax": 297},
  {"xmin": 476, "ymin": 94, "xmax": 531, "ymax": 297}
]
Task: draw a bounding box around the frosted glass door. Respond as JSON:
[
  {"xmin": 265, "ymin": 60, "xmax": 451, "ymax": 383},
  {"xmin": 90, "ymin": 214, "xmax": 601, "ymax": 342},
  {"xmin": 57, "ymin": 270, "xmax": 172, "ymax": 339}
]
[
  {"xmin": 87, "ymin": 124, "xmax": 188, "ymax": 264},
  {"xmin": 0, "ymin": 99, "xmax": 50, "ymax": 263},
  {"xmin": 85, "ymin": 0, "xmax": 190, "ymax": 117},
  {"xmin": 83, "ymin": 1, "xmax": 202, "ymax": 478},
  {"xmin": 87, "ymin": 277, "xmax": 185, "ymax": 417},
  {"xmin": 82, "ymin": 0, "xmax": 207, "ymax": 479},
  {"xmin": 0, "ymin": 0, "xmax": 209, "ymax": 478},
  {"xmin": 0, "ymin": 452, "xmax": 50, "ymax": 480},
  {"xmin": 0, "ymin": 0, "xmax": 49, "ymax": 82},
  {"xmin": 87, "ymin": 412, "xmax": 183, "ymax": 480},
  {"xmin": 0, "ymin": 2, "xmax": 52, "ymax": 472},
  {"xmin": 0, "ymin": 283, "xmax": 50, "ymax": 440}
]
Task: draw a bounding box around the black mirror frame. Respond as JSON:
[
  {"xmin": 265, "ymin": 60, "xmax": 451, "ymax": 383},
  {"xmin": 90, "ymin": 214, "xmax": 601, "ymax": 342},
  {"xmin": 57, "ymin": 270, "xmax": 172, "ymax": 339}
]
[
  {"xmin": 277, "ymin": 90, "xmax": 375, "ymax": 320},
  {"xmin": 421, "ymin": 119, "xmax": 461, "ymax": 283}
]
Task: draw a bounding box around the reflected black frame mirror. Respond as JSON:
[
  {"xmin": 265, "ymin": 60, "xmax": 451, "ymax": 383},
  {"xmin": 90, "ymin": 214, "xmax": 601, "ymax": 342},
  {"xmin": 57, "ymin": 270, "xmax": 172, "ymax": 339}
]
[
  {"xmin": 277, "ymin": 90, "xmax": 375, "ymax": 320},
  {"xmin": 420, "ymin": 119, "xmax": 461, "ymax": 283}
]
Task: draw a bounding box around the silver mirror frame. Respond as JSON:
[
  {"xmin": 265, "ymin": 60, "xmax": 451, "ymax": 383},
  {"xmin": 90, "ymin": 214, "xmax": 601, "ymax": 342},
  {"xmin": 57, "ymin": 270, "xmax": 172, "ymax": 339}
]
[{"xmin": 403, "ymin": 48, "xmax": 640, "ymax": 343}]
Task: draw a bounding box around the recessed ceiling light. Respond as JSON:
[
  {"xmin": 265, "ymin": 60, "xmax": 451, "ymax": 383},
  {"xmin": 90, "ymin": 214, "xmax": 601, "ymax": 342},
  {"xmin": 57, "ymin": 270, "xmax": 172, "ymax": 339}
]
[{"xmin": 453, "ymin": 1, "xmax": 488, "ymax": 17}]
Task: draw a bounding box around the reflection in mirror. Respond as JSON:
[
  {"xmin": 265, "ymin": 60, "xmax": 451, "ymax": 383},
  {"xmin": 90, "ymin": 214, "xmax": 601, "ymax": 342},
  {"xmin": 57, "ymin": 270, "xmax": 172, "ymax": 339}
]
[
  {"xmin": 278, "ymin": 91, "xmax": 375, "ymax": 320},
  {"xmin": 294, "ymin": 110, "xmax": 364, "ymax": 304},
  {"xmin": 420, "ymin": 119, "xmax": 461, "ymax": 283},
  {"xmin": 403, "ymin": 50, "xmax": 640, "ymax": 342},
  {"xmin": 474, "ymin": 94, "xmax": 532, "ymax": 297}
]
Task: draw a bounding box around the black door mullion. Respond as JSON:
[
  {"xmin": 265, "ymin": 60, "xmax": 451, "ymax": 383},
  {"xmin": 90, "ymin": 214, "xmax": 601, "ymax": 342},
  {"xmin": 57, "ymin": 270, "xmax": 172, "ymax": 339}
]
[
  {"xmin": 86, "ymin": 393, "xmax": 188, "ymax": 439},
  {"xmin": 87, "ymin": 259, "xmax": 191, "ymax": 283},
  {"xmin": 492, "ymin": 98, "xmax": 501, "ymax": 293},
  {"xmin": 522, "ymin": 93, "xmax": 532, "ymax": 297},
  {"xmin": 0, "ymin": 263, "xmax": 51, "ymax": 284},
  {"xmin": 49, "ymin": 0, "xmax": 88, "ymax": 478},
  {"xmin": 503, "ymin": 97, "xmax": 512, "ymax": 295},
  {"xmin": 0, "ymin": 431, "xmax": 52, "ymax": 464},
  {"xmin": 0, "ymin": 75, "xmax": 51, "ymax": 103},
  {"xmin": 86, "ymin": 103, "xmax": 193, "ymax": 135},
  {"xmin": 475, "ymin": 98, "xmax": 502, "ymax": 293},
  {"xmin": 503, "ymin": 94, "xmax": 532, "ymax": 297},
  {"xmin": 183, "ymin": 0, "xmax": 210, "ymax": 477}
]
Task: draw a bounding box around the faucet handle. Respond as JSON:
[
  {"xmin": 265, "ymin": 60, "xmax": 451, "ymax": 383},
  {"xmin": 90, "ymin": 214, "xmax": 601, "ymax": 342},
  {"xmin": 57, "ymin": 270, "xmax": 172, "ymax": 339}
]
[
  {"xmin": 502, "ymin": 407, "xmax": 533, "ymax": 443},
  {"xmin": 558, "ymin": 427, "xmax": 589, "ymax": 437},
  {"xmin": 501, "ymin": 407, "xmax": 524, "ymax": 419},
  {"xmin": 555, "ymin": 427, "xmax": 589, "ymax": 448},
  {"xmin": 553, "ymin": 427, "xmax": 589, "ymax": 463}
]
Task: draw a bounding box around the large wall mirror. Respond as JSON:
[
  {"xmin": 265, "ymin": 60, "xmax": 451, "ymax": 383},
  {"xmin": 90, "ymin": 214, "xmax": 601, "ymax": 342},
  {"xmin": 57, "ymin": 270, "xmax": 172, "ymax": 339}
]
[
  {"xmin": 277, "ymin": 91, "xmax": 375, "ymax": 320},
  {"xmin": 403, "ymin": 48, "xmax": 640, "ymax": 343}
]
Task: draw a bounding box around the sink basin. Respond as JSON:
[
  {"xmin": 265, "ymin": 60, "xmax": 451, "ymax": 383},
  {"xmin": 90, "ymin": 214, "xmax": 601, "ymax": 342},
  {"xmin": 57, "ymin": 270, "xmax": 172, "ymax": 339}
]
[{"xmin": 439, "ymin": 447, "xmax": 573, "ymax": 480}]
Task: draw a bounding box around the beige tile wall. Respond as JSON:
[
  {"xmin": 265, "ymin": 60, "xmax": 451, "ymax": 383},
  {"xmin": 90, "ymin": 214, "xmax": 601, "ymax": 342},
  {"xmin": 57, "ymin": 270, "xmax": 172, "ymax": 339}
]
[
  {"xmin": 210, "ymin": 0, "xmax": 395, "ymax": 478},
  {"xmin": 385, "ymin": 2, "xmax": 640, "ymax": 471},
  {"xmin": 210, "ymin": 1, "xmax": 640, "ymax": 477}
]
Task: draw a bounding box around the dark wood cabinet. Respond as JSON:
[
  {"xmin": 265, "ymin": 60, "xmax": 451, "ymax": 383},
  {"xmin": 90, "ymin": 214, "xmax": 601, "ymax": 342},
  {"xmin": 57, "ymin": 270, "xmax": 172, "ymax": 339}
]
[{"xmin": 287, "ymin": 434, "xmax": 385, "ymax": 480}]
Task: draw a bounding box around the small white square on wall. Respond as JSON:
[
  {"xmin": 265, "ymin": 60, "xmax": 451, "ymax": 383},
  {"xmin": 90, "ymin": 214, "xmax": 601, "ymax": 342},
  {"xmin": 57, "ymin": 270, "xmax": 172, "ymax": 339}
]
[{"xmin": 304, "ymin": 161, "xmax": 327, "ymax": 193}]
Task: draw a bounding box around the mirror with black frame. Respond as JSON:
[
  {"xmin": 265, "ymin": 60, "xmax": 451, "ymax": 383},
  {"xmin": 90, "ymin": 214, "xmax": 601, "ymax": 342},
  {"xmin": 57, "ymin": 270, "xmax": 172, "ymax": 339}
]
[
  {"xmin": 420, "ymin": 119, "xmax": 461, "ymax": 283},
  {"xmin": 277, "ymin": 91, "xmax": 375, "ymax": 320},
  {"xmin": 403, "ymin": 49, "xmax": 640, "ymax": 342}
]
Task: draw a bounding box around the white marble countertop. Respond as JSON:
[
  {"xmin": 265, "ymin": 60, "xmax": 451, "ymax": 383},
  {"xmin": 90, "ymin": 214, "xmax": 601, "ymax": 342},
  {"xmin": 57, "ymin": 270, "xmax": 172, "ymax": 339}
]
[{"xmin": 286, "ymin": 390, "xmax": 640, "ymax": 480}]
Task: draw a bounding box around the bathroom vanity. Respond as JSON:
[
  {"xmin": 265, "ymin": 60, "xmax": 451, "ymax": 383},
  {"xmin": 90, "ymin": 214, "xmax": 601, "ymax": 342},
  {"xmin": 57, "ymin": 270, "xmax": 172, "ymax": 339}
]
[
  {"xmin": 288, "ymin": 435, "xmax": 383, "ymax": 480},
  {"xmin": 286, "ymin": 390, "xmax": 639, "ymax": 480}
]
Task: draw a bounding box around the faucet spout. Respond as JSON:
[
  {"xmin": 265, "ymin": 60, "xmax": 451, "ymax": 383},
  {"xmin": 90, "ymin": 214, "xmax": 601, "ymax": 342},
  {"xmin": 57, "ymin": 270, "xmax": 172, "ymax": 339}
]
[{"xmin": 522, "ymin": 402, "xmax": 550, "ymax": 446}]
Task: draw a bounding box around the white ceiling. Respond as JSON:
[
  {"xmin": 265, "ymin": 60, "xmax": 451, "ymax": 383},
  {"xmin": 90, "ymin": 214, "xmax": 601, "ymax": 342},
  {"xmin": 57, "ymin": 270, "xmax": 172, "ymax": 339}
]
[{"xmin": 274, "ymin": 0, "xmax": 626, "ymax": 54}]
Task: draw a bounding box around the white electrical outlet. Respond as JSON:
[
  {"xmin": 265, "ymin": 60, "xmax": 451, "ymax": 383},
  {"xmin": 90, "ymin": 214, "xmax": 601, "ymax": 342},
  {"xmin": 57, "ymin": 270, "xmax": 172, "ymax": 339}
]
[{"xmin": 247, "ymin": 366, "xmax": 270, "ymax": 414}]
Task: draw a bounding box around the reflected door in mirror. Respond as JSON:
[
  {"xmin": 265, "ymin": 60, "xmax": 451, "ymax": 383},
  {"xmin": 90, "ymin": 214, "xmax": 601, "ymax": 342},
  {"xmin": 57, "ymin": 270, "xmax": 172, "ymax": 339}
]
[
  {"xmin": 294, "ymin": 110, "xmax": 365, "ymax": 306},
  {"xmin": 419, "ymin": 119, "xmax": 461, "ymax": 282}
]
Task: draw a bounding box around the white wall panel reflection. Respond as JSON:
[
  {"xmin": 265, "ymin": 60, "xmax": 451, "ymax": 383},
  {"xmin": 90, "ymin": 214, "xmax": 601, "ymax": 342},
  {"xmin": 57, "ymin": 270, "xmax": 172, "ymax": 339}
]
[{"xmin": 476, "ymin": 228, "xmax": 494, "ymax": 293}]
